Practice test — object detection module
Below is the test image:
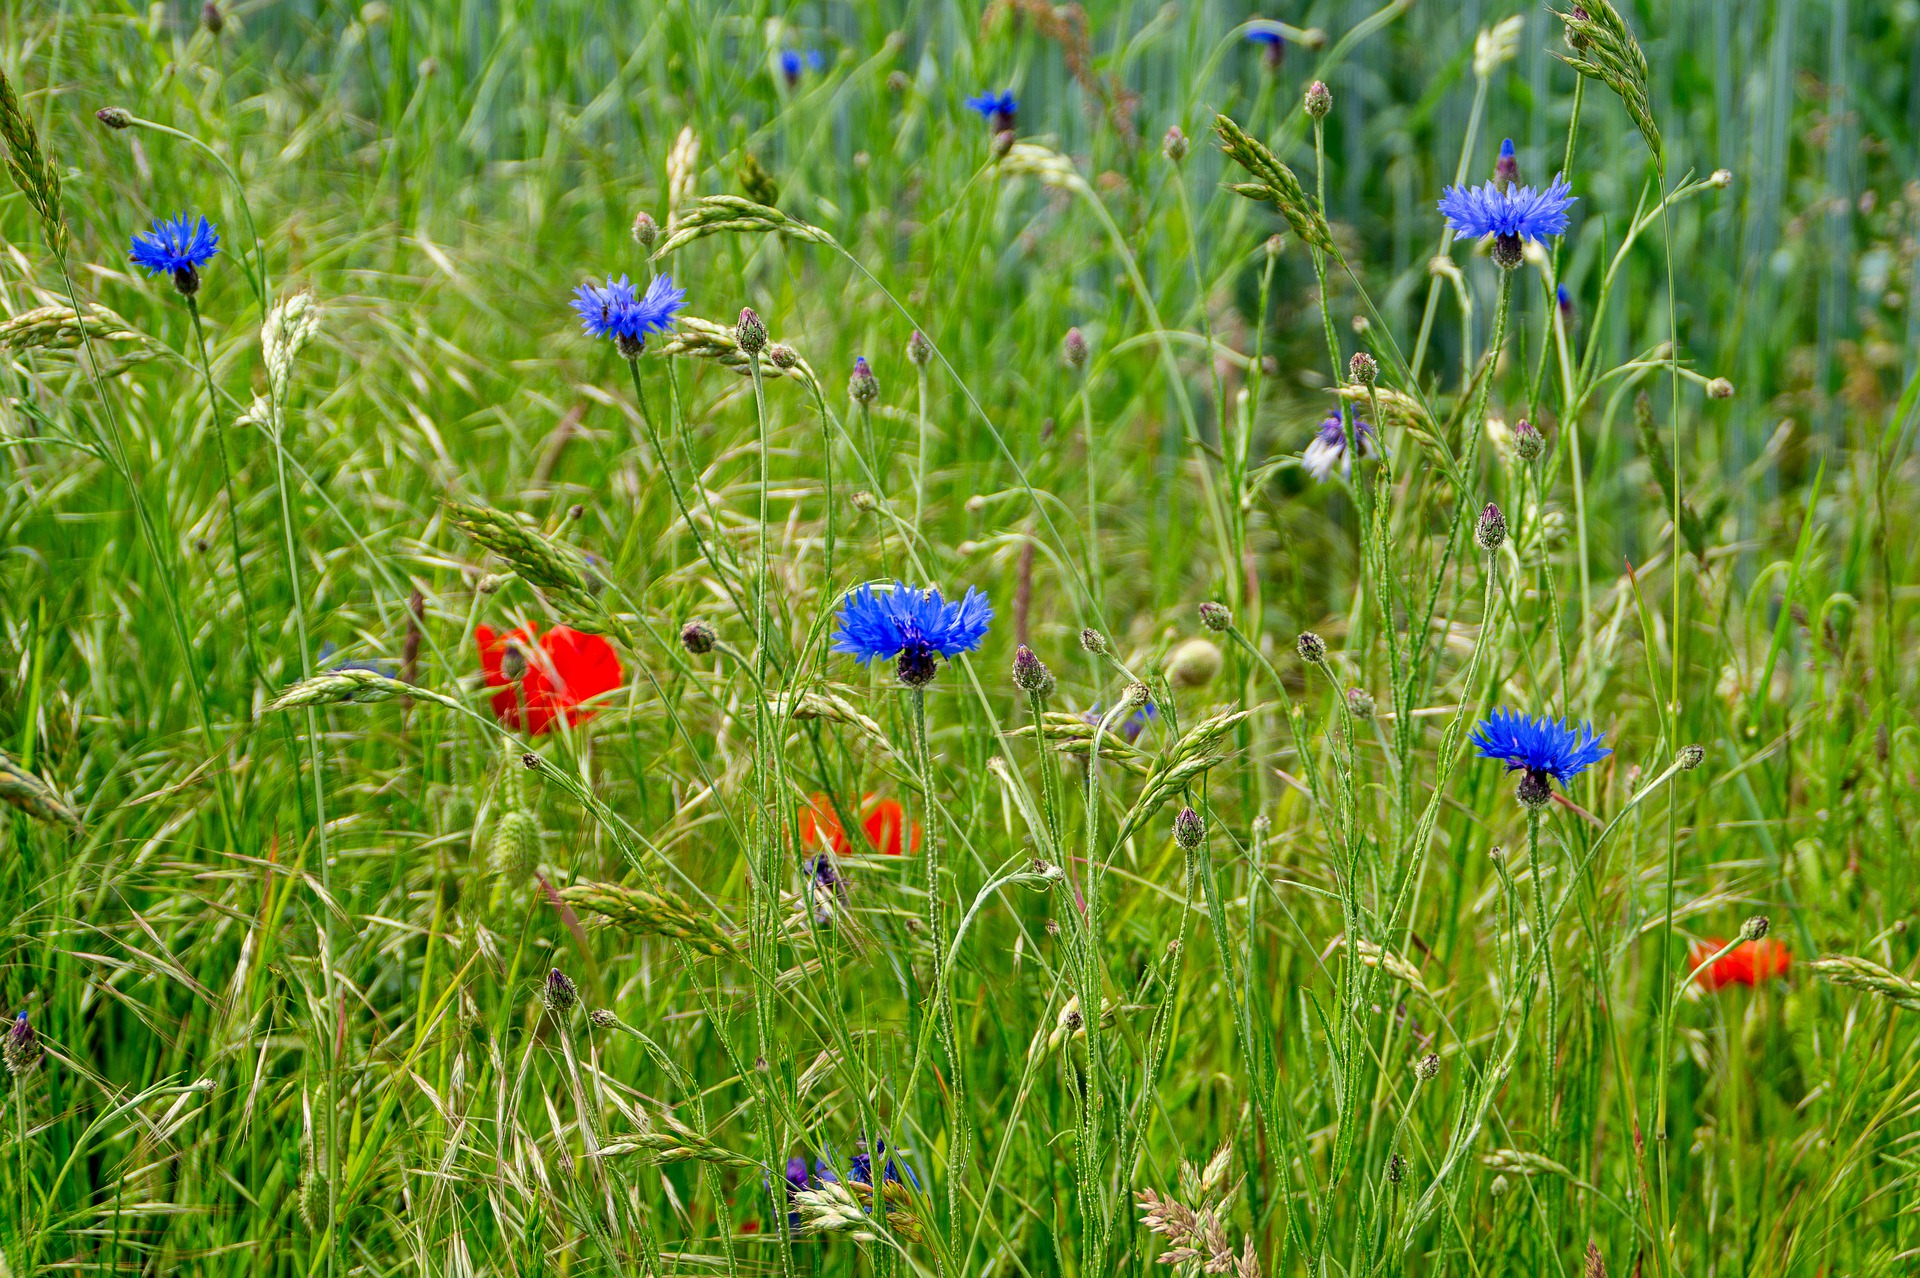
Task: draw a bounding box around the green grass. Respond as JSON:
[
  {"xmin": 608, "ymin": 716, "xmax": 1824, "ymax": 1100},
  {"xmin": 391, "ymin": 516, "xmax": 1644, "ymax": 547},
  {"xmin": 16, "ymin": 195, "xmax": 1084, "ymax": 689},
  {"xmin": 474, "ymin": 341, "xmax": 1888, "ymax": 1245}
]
[{"xmin": 2, "ymin": 0, "xmax": 1918, "ymax": 1274}]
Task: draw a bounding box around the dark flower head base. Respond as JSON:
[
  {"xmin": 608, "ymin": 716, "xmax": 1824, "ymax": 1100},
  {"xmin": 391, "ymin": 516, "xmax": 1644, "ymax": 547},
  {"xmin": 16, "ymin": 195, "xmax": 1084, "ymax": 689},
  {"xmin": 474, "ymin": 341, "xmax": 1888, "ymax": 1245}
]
[
  {"xmin": 965, "ymin": 90, "xmax": 1018, "ymax": 133},
  {"xmin": 832, "ymin": 582, "xmax": 992, "ymax": 687},
  {"xmin": 571, "ymin": 274, "xmax": 686, "ymax": 356}
]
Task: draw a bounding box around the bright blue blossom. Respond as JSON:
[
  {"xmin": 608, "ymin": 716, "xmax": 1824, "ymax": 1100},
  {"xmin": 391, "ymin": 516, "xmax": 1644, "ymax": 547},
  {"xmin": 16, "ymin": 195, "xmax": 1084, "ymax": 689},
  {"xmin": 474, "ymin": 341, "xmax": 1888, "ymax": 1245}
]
[
  {"xmin": 318, "ymin": 641, "xmax": 398, "ymax": 677},
  {"xmin": 1437, "ymin": 174, "xmax": 1577, "ymax": 245},
  {"xmin": 1303, "ymin": 409, "xmax": 1379, "ymax": 482},
  {"xmin": 1245, "ymin": 27, "xmax": 1284, "ymax": 46},
  {"xmin": 965, "ymin": 90, "xmax": 1018, "ymax": 126},
  {"xmin": 1470, "ymin": 707, "xmax": 1611, "ymax": 787},
  {"xmin": 850, "ymin": 1140, "xmax": 920, "ymax": 1189},
  {"xmin": 780, "ymin": 49, "xmax": 825, "ymax": 81},
  {"xmin": 571, "ymin": 274, "xmax": 686, "ymax": 351},
  {"xmin": 129, "ymin": 214, "xmax": 220, "ymax": 293},
  {"xmin": 832, "ymin": 581, "xmax": 992, "ymax": 685}
]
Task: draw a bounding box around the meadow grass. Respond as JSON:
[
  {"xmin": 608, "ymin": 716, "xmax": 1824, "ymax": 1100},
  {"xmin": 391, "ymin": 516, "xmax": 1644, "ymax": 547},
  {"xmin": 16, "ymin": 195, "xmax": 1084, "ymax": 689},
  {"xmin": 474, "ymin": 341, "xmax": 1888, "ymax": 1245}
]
[{"xmin": 1, "ymin": 1, "xmax": 1918, "ymax": 1274}]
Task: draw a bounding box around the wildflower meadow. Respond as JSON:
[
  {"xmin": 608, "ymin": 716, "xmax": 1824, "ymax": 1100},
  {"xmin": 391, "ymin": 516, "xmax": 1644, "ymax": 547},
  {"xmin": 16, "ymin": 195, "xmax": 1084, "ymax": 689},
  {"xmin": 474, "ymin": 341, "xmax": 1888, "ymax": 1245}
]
[{"xmin": 3, "ymin": 1, "xmax": 1919, "ymax": 1274}]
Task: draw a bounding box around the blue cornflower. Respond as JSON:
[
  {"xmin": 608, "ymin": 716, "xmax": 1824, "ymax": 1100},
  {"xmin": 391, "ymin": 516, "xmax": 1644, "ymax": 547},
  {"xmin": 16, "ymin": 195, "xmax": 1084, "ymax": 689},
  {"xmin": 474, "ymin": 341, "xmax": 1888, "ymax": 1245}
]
[
  {"xmin": 1082, "ymin": 700, "xmax": 1157, "ymax": 743},
  {"xmin": 779, "ymin": 49, "xmax": 825, "ymax": 83},
  {"xmin": 1557, "ymin": 284, "xmax": 1577, "ymax": 325},
  {"xmin": 1302, "ymin": 408, "xmax": 1379, "ymax": 482},
  {"xmin": 572, "ymin": 274, "xmax": 686, "ymax": 355},
  {"xmin": 1245, "ymin": 24, "xmax": 1286, "ymax": 67},
  {"xmin": 965, "ymin": 90, "xmax": 1018, "ymax": 130},
  {"xmin": 832, "ymin": 581, "xmax": 993, "ymax": 686},
  {"xmin": 1438, "ymin": 174, "xmax": 1576, "ymax": 251},
  {"xmin": 1470, "ymin": 707, "xmax": 1611, "ymax": 809},
  {"xmin": 849, "ymin": 1139, "xmax": 920, "ymax": 1189},
  {"xmin": 317, "ymin": 641, "xmax": 398, "ymax": 677},
  {"xmin": 1494, "ymin": 138, "xmax": 1519, "ymax": 189},
  {"xmin": 129, "ymin": 213, "xmax": 220, "ymax": 296}
]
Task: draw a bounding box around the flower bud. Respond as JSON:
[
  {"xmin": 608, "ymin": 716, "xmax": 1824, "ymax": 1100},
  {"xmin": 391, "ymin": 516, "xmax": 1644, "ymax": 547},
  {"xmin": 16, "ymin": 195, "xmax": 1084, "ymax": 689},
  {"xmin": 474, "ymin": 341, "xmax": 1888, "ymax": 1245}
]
[
  {"xmin": 4, "ymin": 1012, "xmax": 40, "ymax": 1077},
  {"xmin": 849, "ymin": 356, "xmax": 879, "ymax": 403},
  {"xmin": 1120, "ymin": 680, "xmax": 1151, "ymax": 709},
  {"xmin": 1296, "ymin": 632, "xmax": 1326, "ymax": 665},
  {"xmin": 1166, "ymin": 638, "xmax": 1222, "ymax": 689},
  {"xmin": 1491, "ymin": 1174, "xmax": 1511, "ymax": 1199},
  {"xmin": 1198, "ymin": 601, "xmax": 1231, "ymax": 632},
  {"xmin": 1739, "ymin": 915, "xmax": 1771, "ymax": 942},
  {"xmin": 1347, "ymin": 687, "xmax": 1375, "ymax": 719},
  {"xmin": 1348, "ymin": 351, "xmax": 1377, "ymax": 386},
  {"xmin": 1387, "ymin": 1153, "xmax": 1405, "ymax": 1185},
  {"xmin": 1265, "ymin": 234, "xmax": 1284, "ymax": 261},
  {"xmin": 1064, "ymin": 327, "xmax": 1089, "ymax": 370},
  {"xmin": 588, "ymin": 1008, "xmax": 618, "ymax": 1029},
  {"xmin": 1012, "ymin": 644, "xmax": 1056, "ymax": 698},
  {"xmin": 96, "ymin": 106, "xmax": 134, "ymax": 129},
  {"xmin": 735, "ymin": 307, "xmax": 768, "ymax": 356},
  {"xmin": 202, "ymin": 1, "xmax": 224, "ymax": 34},
  {"xmin": 1706, "ymin": 377, "xmax": 1734, "ymax": 400},
  {"xmin": 681, "ymin": 619, "xmax": 717, "ymax": 655},
  {"xmin": 1173, "ymin": 806, "xmax": 1205, "ymax": 851},
  {"xmin": 1080, "ymin": 627, "xmax": 1108, "ymax": 655},
  {"xmin": 769, "ymin": 343, "xmax": 799, "ymax": 370},
  {"xmin": 543, "ymin": 968, "xmax": 578, "ymax": 1015},
  {"xmin": 1494, "ymin": 138, "xmax": 1518, "ymax": 192},
  {"xmin": 1677, "ymin": 744, "xmax": 1706, "ymax": 771},
  {"xmin": 521, "ymin": 752, "xmax": 542, "ymax": 770},
  {"xmin": 1708, "ymin": 168, "xmax": 1733, "ymax": 189},
  {"xmin": 1513, "ymin": 419, "xmax": 1544, "ymax": 463},
  {"xmin": 631, "ymin": 211, "xmax": 659, "ymax": 249},
  {"xmin": 907, "ymin": 329, "xmax": 933, "ymax": 366},
  {"xmin": 1162, "ymin": 125, "xmax": 1188, "ymax": 162},
  {"xmin": 1303, "ymin": 80, "xmax": 1332, "ymax": 120},
  {"xmin": 991, "ymin": 129, "xmax": 1015, "ymax": 160},
  {"xmin": 1414, "ymin": 1053, "xmax": 1440, "ymax": 1082},
  {"xmin": 1476, "ymin": 502, "xmax": 1507, "ymax": 553}
]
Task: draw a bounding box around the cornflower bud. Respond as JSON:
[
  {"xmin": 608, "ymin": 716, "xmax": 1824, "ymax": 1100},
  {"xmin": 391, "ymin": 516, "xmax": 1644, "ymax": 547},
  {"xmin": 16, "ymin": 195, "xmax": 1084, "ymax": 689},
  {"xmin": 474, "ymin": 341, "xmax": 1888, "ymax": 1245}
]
[
  {"xmin": 4, "ymin": 1012, "xmax": 40, "ymax": 1077},
  {"xmin": 631, "ymin": 211, "xmax": 659, "ymax": 249},
  {"xmin": 1173, "ymin": 806, "xmax": 1205, "ymax": 851},
  {"xmin": 1740, "ymin": 915, "xmax": 1771, "ymax": 942},
  {"xmin": 1513, "ymin": 418, "xmax": 1544, "ymax": 463},
  {"xmin": 1708, "ymin": 169, "xmax": 1733, "ymax": 189},
  {"xmin": 991, "ymin": 129, "xmax": 1015, "ymax": 159},
  {"xmin": 588, "ymin": 1008, "xmax": 618, "ymax": 1029},
  {"xmin": 849, "ymin": 356, "xmax": 879, "ymax": 403},
  {"xmin": 1265, "ymin": 233, "xmax": 1284, "ymax": 261},
  {"xmin": 97, "ymin": 107, "xmax": 133, "ymax": 129},
  {"xmin": 543, "ymin": 968, "xmax": 579, "ymax": 1015},
  {"xmin": 1080, "ymin": 628, "xmax": 1107, "ymax": 655},
  {"xmin": 1347, "ymin": 687, "xmax": 1375, "ymax": 719},
  {"xmin": 1012, "ymin": 645, "xmax": 1056, "ymax": 698},
  {"xmin": 1162, "ymin": 125, "xmax": 1188, "ymax": 162},
  {"xmin": 1414, "ymin": 1053, "xmax": 1440, "ymax": 1082},
  {"xmin": 907, "ymin": 329, "xmax": 933, "ymax": 366},
  {"xmin": 1706, "ymin": 377, "xmax": 1734, "ymax": 399},
  {"xmin": 681, "ymin": 619, "xmax": 717, "ymax": 655},
  {"xmin": 1494, "ymin": 138, "xmax": 1518, "ymax": 192},
  {"xmin": 1476, "ymin": 502, "xmax": 1507, "ymax": 553},
  {"xmin": 1198, "ymin": 601, "xmax": 1231, "ymax": 632},
  {"xmin": 1348, "ymin": 351, "xmax": 1377, "ymax": 386},
  {"xmin": 1304, "ymin": 80, "xmax": 1332, "ymax": 120},
  {"xmin": 1387, "ymin": 1153, "xmax": 1405, "ymax": 1185},
  {"xmin": 521, "ymin": 752, "xmax": 541, "ymax": 770},
  {"xmin": 850, "ymin": 490, "xmax": 877, "ymax": 512},
  {"xmin": 1120, "ymin": 680, "xmax": 1151, "ymax": 709},
  {"xmin": 1296, "ymin": 632, "xmax": 1326, "ymax": 665},
  {"xmin": 1677, "ymin": 744, "xmax": 1706, "ymax": 771},
  {"xmin": 735, "ymin": 307, "xmax": 768, "ymax": 356},
  {"xmin": 1063, "ymin": 327, "xmax": 1089, "ymax": 370},
  {"xmin": 768, "ymin": 343, "xmax": 799, "ymax": 370},
  {"xmin": 202, "ymin": 2, "xmax": 224, "ymax": 34}
]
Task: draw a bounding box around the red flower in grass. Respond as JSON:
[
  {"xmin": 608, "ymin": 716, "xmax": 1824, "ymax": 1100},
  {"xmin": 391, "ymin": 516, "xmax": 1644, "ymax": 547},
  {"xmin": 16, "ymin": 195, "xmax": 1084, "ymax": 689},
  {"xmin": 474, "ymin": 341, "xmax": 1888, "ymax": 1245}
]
[
  {"xmin": 798, "ymin": 792, "xmax": 920, "ymax": 857},
  {"xmin": 475, "ymin": 624, "xmax": 623, "ymax": 735},
  {"xmin": 1687, "ymin": 938, "xmax": 1792, "ymax": 990}
]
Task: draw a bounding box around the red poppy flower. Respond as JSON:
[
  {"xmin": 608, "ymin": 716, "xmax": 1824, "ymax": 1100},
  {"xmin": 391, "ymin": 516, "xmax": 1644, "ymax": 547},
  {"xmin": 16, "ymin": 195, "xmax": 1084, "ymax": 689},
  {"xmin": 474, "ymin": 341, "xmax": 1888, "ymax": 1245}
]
[
  {"xmin": 798, "ymin": 792, "xmax": 920, "ymax": 856},
  {"xmin": 1687, "ymin": 938, "xmax": 1791, "ymax": 990},
  {"xmin": 475, "ymin": 623, "xmax": 623, "ymax": 735}
]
